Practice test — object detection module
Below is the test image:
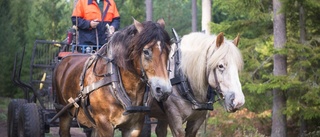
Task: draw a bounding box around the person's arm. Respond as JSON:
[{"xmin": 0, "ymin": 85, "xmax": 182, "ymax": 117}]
[
  {"xmin": 71, "ymin": 0, "xmax": 95, "ymax": 30},
  {"xmin": 110, "ymin": 17, "xmax": 120, "ymax": 31},
  {"xmin": 71, "ymin": 16, "xmax": 91, "ymax": 29},
  {"xmin": 109, "ymin": 0, "xmax": 120, "ymax": 31}
]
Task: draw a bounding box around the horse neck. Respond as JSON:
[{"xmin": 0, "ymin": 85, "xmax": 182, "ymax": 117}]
[
  {"xmin": 190, "ymin": 81, "xmax": 209, "ymax": 102},
  {"xmin": 118, "ymin": 68, "xmax": 145, "ymax": 106},
  {"xmin": 170, "ymin": 57, "xmax": 209, "ymax": 102}
]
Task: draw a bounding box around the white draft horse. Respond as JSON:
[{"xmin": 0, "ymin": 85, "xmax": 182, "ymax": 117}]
[{"xmin": 149, "ymin": 32, "xmax": 245, "ymax": 137}]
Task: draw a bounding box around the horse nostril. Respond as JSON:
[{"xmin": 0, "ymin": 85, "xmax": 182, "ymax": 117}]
[
  {"xmin": 156, "ymin": 87, "xmax": 162, "ymax": 94},
  {"xmin": 231, "ymin": 98, "xmax": 235, "ymax": 108}
]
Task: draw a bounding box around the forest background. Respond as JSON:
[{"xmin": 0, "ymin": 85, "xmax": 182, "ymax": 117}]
[{"xmin": 0, "ymin": 0, "xmax": 320, "ymax": 136}]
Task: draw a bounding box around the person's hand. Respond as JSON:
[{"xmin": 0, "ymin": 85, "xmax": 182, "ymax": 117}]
[
  {"xmin": 90, "ymin": 19, "xmax": 99, "ymax": 28},
  {"xmin": 109, "ymin": 26, "xmax": 115, "ymax": 34}
]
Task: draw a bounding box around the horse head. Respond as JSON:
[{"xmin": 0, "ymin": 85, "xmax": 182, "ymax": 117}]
[
  {"xmin": 207, "ymin": 32, "xmax": 245, "ymax": 112},
  {"xmin": 180, "ymin": 32, "xmax": 244, "ymax": 113},
  {"xmin": 111, "ymin": 18, "xmax": 172, "ymax": 102}
]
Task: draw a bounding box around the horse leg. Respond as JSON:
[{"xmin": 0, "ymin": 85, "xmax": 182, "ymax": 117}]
[
  {"xmin": 58, "ymin": 112, "xmax": 72, "ymax": 137},
  {"xmin": 167, "ymin": 117, "xmax": 185, "ymax": 137},
  {"xmin": 155, "ymin": 119, "xmax": 168, "ymax": 137},
  {"xmin": 121, "ymin": 123, "xmax": 144, "ymax": 137},
  {"xmin": 121, "ymin": 129, "xmax": 140, "ymax": 137},
  {"xmin": 89, "ymin": 128, "xmax": 99, "ymax": 137},
  {"xmin": 95, "ymin": 122, "xmax": 114, "ymax": 137},
  {"xmin": 185, "ymin": 118, "xmax": 207, "ymax": 137}
]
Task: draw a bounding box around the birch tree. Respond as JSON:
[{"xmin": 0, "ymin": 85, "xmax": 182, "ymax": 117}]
[
  {"xmin": 192, "ymin": 0, "xmax": 197, "ymax": 32},
  {"xmin": 145, "ymin": 0, "xmax": 152, "ymax": 21},
  {"xmin": 201, "ymin": 0, "xmax": 211, "ymax": 34}
]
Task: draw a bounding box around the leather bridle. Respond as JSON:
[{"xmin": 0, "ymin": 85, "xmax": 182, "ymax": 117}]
[{"xmin": 213, "ymin": 68, "xmax": 225, "ymax": 102}]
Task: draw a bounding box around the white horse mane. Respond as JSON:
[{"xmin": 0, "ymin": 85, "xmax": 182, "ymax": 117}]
[{"xmin": 179, "ymin": 32, "xmax": 243, "ymax": 97}]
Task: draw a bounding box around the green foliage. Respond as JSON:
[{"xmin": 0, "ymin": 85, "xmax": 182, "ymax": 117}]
[
  {"xmin": 212, "ymin": 0, "xmax": 272, "ymax": 38},
  {"xmin": 207, "ymin": 104, "xmax": 268, "ymax": 136},
  {"xmin": 306, "ymin": 127, "xmax": 320, "ymax": 137},
  {"xmin": 284, "ymin": 36, "xmax": 320, "ymax": 120},
  {"xmin": 115, "ymin": 0, "xmax": 145, "ymax": 28},
  {"xmin": 0, "ymin": 0, "xmax": 32, "ymax": 97},
  {"xmin": 0, "ymin": 0, "xmax": 72, "ymax": 98},
  {"xmin": 29, "ymin": 0, "xmax": 72, "ymax": 40},
  {"xmin": 0, "ymin": 97, "xmax": 10, "ymax": 121},
  {"xmin": 115, "ymin": 0, "xmax": 193, "ymax": 36},
  {"xmin": 153, "ymin": 0, "xmax": 192, "ymax": 36},
  {"xmin": 211, "ymin": 1, "xmax": 320, "ymax": 129}
]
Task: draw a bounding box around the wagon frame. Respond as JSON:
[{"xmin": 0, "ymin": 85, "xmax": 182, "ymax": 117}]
[{"xmin": 8, "ymin": 36, "xmax": 96, "ymax": 137}]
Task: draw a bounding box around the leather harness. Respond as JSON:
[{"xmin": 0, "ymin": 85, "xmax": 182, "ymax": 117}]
[
  {"xmin": 169, "ymin": 28, "xmax": 224, "ymax": 111},
  {"xmin": 60, "ymin": 44, "xmax": 151, "ymax": 127}
]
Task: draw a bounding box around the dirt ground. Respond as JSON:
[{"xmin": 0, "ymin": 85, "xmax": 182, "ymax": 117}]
[
  {"xmin": 0, "ymin": 120, "xmax": 7, "ymax": 137},
  {"xmin": 0, "ymin": 97, "xmax": 92, "ymax": 137},
  {"xmin": 0, "ymin": 120, "xmax": 86, "ymax": 137},
  {"xmin": 0, "ymin": 104, "xmax": 85, "ymax": 137}
]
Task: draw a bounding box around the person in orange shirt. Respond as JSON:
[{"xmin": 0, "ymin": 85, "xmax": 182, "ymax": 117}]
[{"xmin": 72, "ymin": 0, "xmax": 120, "ymax": 45}]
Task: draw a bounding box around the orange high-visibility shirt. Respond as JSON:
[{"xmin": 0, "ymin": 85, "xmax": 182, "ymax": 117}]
[{"xmin": 72, "ymin": 0, "xmax": 120, "ymax": 22}]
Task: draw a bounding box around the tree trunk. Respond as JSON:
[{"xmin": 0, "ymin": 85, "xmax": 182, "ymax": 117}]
[
  {"xmin": 298, "ymin": 2, "xmax": 306, "ymax": 137},
  {"xmin": 299, "ymin": 2, "xmax": 306, "ymax": 44},
  {"xmin": 201, "ymin": 0, "xmax": 211, "ymax": 34},
  {"xmin": 299, "ymin": 115, "xmax": 306, "ymax": 137},
  {"xmin": 271, "ymin": 0, "xmax": 287, "ymax": 136},
  {"xmin": 145, "ymin": 0, "xmax": 153, "ymax": 21},
  {"xmin": 192, "ymin": 0, "xmax": 197, "ymax": 32}
]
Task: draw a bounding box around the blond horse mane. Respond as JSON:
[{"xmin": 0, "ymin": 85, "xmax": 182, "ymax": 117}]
[{"xmin": 179, "ymin": 32, "xmax": 243, "ymax": 98}]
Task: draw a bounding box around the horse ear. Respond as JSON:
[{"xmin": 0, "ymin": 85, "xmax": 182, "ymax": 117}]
[
  {"xmin": 132, "ymin": 17, "xmax": 144, "ymax": 33},
  {"xmin": 216, "ymin": 32, "xmax": 224, "ymax": 47},
  {"xmin": 157, "ymin": 18, "xmax": 165, "ymax": 28},
  {"xmin": 233, "ymin": 33, "xmax": 240, "ymax": 47}
]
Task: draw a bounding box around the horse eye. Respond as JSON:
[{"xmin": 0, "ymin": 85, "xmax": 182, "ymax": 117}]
[
  {"xmin": 143, "ymin": 49, "xmax": 152, "ymax": 58},
  {"xmin": 218, "ymin": 64, "xmax": 224, "ymax": 69},
  {"xmin": 143, "ymin": 49, "xmax": 150, "ymax": 55}
]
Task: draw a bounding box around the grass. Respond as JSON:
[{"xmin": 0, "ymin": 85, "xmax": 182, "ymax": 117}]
[{"xmin": 0, "ymin": 97, "xmax": 10, "ymax": 121}]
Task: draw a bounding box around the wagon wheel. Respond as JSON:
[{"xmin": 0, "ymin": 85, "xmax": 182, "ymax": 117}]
[
  {"xmin": 7, "ymin": 99, "xmax": 27, "ymax": 137},
  {"xmin": 18, "ymin": 103, "xmax": 45, "ymax": 137}
]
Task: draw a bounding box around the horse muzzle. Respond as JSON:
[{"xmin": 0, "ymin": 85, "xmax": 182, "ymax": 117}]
[
  {"xmin": 149, "ymin": 78, "xmax": 172, "ymax": 101},
  {"xmin": 223, "ymin": 92, "xmax": 245, "ymax": 113}
]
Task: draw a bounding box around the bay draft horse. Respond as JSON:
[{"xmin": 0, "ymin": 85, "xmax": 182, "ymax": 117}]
[
  {"xmin": 53, "ymin": 19, "xmax": 172, "ymax": 137},
  {"xmin": 148, "ymin": 32, "xmax": 245, "ymax": 137}
]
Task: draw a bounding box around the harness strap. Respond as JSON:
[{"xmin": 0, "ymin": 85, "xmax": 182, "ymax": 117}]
[
  {"xmin": 213, "ymin": 69, "xmax": 224, "ymax": 100},
  {"xmin": 172, "ymin": 75, "xmax": 214, "ymax": 111},
  {"xmin": 170, "ymin": 28, "xmax": 214, "ymax": 110},
  {"xmin": 80, "ymin": 73, "xmax": 119, "ymax": 95},
  {"xmin": 81, "ymin": 96, "xmax": 96, "ymax": 126},
  {"xmin": 80, "ymin": 55, "xmax": 98, "ymax": 91},
  {"xmin": 111, "ymin": 66, "xmax": 150, "ymax": 115}
]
